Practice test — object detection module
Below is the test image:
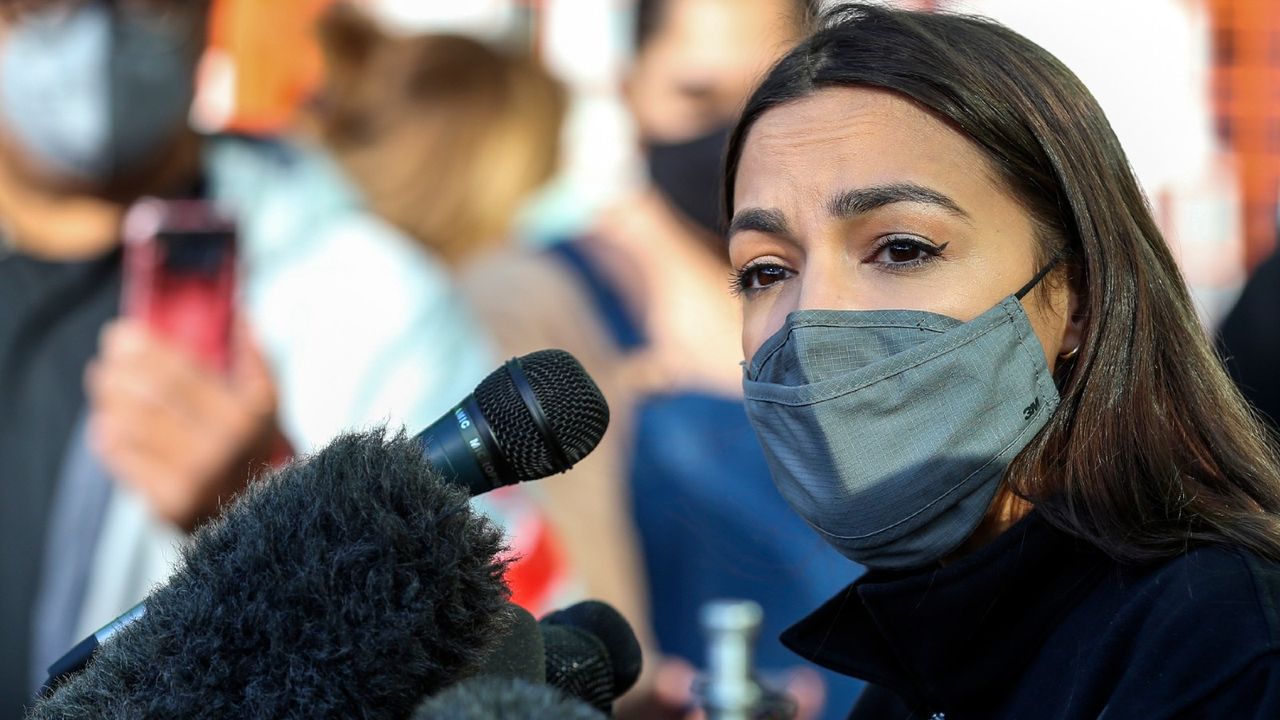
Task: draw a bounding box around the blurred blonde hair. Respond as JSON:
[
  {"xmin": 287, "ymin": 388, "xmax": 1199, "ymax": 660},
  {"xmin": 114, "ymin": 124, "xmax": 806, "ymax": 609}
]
[{"xmin": 313, "ymin": 4, "xmax": 566, "ymax": 265}]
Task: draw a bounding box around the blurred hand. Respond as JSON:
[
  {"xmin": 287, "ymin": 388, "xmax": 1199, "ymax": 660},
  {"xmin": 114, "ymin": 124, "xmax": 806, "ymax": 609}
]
[
  {"xmin": 618, "ymin": 656, "xmax": 826, "ymax": 720},
  {"xmin": 85, "ymin": 317, "xmax": 285, "ymax": 532},
  {"xmin": 615, "ymin": 656, "xmax": 701, "ymax": 720}
]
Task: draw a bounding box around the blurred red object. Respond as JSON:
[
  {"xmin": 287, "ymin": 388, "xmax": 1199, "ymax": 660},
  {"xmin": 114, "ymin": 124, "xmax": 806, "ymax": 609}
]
[
  {"xmin": 1210, "ymin": 0, "xmax": 1280, "ymax": 268},
  {"xmin": 489, "ymin": 485, "xmax": 573, "ymax": 615}
]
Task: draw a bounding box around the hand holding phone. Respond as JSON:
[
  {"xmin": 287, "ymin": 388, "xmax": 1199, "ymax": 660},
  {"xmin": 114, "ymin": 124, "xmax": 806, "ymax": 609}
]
[
  {"xmin": 87, "ymin": 198, "xmax": 288, "ymax": 530},
  {"xmin": 85, "ymin": 318, "xmax": 284, "ymax": 530}
]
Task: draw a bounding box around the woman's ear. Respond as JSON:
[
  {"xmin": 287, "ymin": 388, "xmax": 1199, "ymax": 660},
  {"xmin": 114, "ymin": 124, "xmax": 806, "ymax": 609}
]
[{"xmin": 1056, "ymin": 271, "xmax": 1085, "ymax": 359}]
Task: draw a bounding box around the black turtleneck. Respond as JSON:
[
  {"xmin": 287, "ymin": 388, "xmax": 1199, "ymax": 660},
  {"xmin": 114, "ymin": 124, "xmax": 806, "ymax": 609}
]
[{"xmin": 783, "ymin": 511, "xmax": 1280, "ymax": 719}]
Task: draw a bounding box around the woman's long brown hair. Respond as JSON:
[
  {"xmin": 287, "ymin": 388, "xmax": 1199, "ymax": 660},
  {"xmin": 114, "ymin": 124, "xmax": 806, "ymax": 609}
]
[{"xmin": 723, "ymin": 3, "xmax": 1280, "ymax": 563}]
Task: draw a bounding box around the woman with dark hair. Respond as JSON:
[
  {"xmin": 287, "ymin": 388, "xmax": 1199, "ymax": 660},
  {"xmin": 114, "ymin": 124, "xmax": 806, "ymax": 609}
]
[{"xmin": 726, "ymin": 4, "xmax": 1280, "ymax": 718}]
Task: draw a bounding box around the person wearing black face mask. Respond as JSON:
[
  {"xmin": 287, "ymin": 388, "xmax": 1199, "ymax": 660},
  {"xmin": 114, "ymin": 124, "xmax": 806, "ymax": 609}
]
[
  {"xmin": 644, "ymin": 124, "xmax": 733, "ymax": 243},
  {"xmin": 0, "ymin": 5, "xmax": 226, "ymax": 714},
  {"xmin": 459, "ymin": 1, "xmax": 866, "ymax": 718}
]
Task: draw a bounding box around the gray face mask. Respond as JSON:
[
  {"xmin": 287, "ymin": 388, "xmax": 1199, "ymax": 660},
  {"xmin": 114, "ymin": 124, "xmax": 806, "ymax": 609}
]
[
  {"xmin": 0, "ymin": 1, "xmax": 198, "ymax": 182},
  {"xmin": 742, "ymin": 261, "xmax": 1062, "ymax": 570}
]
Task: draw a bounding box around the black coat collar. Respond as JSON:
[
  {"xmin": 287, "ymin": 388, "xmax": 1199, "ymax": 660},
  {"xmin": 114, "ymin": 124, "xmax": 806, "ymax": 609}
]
[{"xmin": 782, "ymin": 512, "xmax": 1108, "ymax": 711}]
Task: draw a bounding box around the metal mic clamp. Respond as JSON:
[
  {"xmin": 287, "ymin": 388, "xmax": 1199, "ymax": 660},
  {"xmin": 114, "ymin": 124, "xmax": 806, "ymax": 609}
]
[{"xmin": 699, "ymin": 599, "xmax": 764, "ymax": 720}]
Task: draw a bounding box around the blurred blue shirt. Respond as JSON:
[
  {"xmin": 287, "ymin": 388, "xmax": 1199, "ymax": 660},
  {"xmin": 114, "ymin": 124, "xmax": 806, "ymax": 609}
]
[{"xmin": 630, "ymin": 392, "xmax": 866, "ymax": 720}]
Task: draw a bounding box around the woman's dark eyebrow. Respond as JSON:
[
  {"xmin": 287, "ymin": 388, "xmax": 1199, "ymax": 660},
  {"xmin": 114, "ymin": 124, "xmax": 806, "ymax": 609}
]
[
  {"xmin": 827, "ymin": 182, "xmax": 972, "ymax": 222},
  {"xmin": 730, "ymin": 183, "xmax": 971, "ymax": 239},
  {"xmin": 727, "ymin": 207, "xmax": 791, "ymax": 238}
]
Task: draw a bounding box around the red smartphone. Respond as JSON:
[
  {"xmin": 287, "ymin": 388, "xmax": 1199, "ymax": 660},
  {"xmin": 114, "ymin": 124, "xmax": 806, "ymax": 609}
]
[{"xmin": 122, "ymin": 198, "xmax": 237, "ymax": 372}]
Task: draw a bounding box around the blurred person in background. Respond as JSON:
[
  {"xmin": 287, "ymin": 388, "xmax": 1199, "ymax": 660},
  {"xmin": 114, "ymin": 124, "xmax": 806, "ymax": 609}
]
[
  {"xmin": 312, "ymin": 4, "xmax": 566, "ymax": 267},
  {"xmin": 1220, "ymin": 236, "xmax": 1280, "ymax": 433},
  {"xmin": 461, "ymin": 0, "xmax": 866, "ymax": 716},
  {"xmin": 306, "ymin": 3, "xmax": 580, "ymax": 613},
  {"xmin": 1214, "ymin": 0, "xmax": 1280, "ymax": 437},
  {"xmin": 0, "ymin": 1, "xmax": 491, "ymax": 715}
]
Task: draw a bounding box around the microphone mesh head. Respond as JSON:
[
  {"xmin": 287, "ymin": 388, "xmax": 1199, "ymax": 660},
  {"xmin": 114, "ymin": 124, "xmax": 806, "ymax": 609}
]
[
  {"xmin": 474, "ymin": 349, "xmax": 610, "ymax": 482},
  {"xmin": 541, "ymin": 626, "xmax": 614, "ymax": 712},
  {"xmin": 542, "ymin": 600, "xmax": 642, "ymax": 699}
]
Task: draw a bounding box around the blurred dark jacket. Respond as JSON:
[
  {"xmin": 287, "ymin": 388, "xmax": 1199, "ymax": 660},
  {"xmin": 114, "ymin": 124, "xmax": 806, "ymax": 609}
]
[
  {"xmin": 786, "ymin": 511, "xmax": 1280, "ymax": 719},
  {"xmin": 1219, "ymin": 247, "xmax": 1280, "ymax": 433}
]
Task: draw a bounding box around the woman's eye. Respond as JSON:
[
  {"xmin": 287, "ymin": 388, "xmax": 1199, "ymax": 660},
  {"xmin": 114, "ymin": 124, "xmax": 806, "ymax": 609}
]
[
  {"xmin": 732, "ymin": 263, "xmax": 794, "ymax": 295},
  {"xmin": 869, "ymin": 237, "xmax": 948, "ymax": 268}
]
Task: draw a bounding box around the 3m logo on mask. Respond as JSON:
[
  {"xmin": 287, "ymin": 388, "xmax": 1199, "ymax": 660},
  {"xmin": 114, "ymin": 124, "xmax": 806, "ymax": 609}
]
[{"xmin": 1023, "ymin": 397, "xmax": 1042, "ymax": 420}]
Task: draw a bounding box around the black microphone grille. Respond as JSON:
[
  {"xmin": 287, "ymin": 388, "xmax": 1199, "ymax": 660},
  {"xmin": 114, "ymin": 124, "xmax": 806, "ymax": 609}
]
[
  {"xmin": 474, "ymin": 349, "xmax": 610, "ymax": 482},
  {"xmin": 542, "ymin": 627, "xmax": 615, "ymax": 712},
  {"xmin": 542, "ymin": 600, "xmax": 642, "ymax": 700}
]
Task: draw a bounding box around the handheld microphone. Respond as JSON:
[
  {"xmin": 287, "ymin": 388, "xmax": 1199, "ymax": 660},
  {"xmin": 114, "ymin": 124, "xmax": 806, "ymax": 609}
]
[
  {"xmin": 31, "ymin": 430, "xmax": 514, "ymax": 719},
  {"xmin": 419, "ymin": 599, "xmax": 641, "ymax": 719},
  {"xmin": 541, "ymin": 600, "xmax": 644, "ymax": 714},
  {"xmin": 471, "ymin": 604, "xmax": 545, "ymax": 684},
  {"xmin": 43, "ymin": 349, "xmax": 610, "ymax": 691},
  {"xmin": 415, "ymin": 349, "xmax": 610, "ymax": 496}
]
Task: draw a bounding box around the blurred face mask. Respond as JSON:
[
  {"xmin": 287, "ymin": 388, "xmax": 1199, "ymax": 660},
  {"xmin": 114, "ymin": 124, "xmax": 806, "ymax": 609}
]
[
  {"xmin": 0, "ymin": 1, "xmax": 198, "ymax": 183},
  {"xmin": 742, "ymin": 258, "xmax": 1063, "ymax": 570},
  {"xmin": 645, "ymin": 124, "xmax": 731, "ymax": 239}
]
